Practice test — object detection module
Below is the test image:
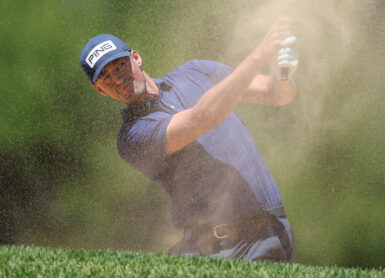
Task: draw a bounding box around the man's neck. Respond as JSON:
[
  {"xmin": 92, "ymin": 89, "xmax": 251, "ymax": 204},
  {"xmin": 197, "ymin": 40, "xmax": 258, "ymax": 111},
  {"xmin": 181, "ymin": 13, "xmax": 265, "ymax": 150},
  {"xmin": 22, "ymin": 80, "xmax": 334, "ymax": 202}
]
[
  {"xmin": 143, "ymin": 71, "xmax": 159, "ymax": 96},
  {"xmin": 124, "ymin": 72, "xmax": 160, "ymax": 107}
]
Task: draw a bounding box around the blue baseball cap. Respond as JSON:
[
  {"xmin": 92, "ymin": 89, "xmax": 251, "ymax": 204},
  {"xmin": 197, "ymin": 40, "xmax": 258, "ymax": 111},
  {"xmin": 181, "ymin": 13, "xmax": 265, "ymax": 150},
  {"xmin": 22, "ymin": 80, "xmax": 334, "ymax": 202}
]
[{"xmin": 80, "ymin": 34, "xmax": 131, "ymax": 83}]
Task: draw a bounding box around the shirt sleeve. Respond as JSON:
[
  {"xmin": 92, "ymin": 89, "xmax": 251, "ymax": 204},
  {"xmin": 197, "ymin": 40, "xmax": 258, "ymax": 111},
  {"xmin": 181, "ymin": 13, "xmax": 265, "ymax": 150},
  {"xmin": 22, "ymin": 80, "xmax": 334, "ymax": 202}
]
[
  {"xmin": 191, "ymin": 60, "xmax": 234, "ymax": 85},
  {"xmin": 117, "ymin": 112, "xmax": 173, "ymax": 181}
]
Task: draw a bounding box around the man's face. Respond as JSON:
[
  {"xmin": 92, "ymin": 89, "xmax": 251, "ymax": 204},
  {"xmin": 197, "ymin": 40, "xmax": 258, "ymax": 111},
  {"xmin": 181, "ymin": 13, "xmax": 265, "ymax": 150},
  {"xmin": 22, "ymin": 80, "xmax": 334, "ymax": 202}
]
[{"xmin": 94, "ymin": 55, "xmax": 147, "ymax": 105}]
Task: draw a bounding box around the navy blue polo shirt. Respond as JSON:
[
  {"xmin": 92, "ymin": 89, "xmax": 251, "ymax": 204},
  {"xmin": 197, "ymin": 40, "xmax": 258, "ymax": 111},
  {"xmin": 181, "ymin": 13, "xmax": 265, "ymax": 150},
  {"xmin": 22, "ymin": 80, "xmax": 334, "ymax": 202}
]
[{"xmin": 117, "ymin": 60, "xmax": 283, "ymax": 229}]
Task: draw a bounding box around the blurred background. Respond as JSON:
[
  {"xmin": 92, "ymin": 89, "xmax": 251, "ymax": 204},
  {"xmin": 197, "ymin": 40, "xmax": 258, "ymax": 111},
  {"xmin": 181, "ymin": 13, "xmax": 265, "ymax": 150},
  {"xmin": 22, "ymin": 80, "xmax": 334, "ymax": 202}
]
[{"xmin": 0, "ymin": 0, "xmax": 384, "ymax": 269}]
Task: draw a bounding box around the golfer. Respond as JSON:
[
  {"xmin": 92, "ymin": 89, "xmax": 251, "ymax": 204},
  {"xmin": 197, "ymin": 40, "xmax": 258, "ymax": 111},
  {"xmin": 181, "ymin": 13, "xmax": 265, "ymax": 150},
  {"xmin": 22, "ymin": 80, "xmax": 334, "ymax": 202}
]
[{"xmin": 80, "ymin": 17, "xmax": 298, "ymax": 262}]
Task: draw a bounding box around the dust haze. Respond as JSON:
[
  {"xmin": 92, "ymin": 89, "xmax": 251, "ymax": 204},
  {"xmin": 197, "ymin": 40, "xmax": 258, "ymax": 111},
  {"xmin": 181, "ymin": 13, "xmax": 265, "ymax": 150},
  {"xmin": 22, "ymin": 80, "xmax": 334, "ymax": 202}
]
[
  {"xmin": 2, "ymin": 0, "xmax": 383, "ymax": 267},
  {"xmin": 157, "ymin": 0, "xmax": 383, "ymax": 253},
  {"xmin": 228, "ymin": 0, "xmax": 375, "ymax": 156}
]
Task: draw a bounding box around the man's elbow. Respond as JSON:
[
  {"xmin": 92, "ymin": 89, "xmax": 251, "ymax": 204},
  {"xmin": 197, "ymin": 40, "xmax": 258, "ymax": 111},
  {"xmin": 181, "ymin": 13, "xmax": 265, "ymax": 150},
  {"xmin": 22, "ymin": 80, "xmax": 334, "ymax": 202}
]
[
  {"xmin": 274, "ymin": 93, "xmax": 296, "ymax": 106},
  {"xmin": 273, "ymin": 81, "xmax": 297, "ymax": 106}
]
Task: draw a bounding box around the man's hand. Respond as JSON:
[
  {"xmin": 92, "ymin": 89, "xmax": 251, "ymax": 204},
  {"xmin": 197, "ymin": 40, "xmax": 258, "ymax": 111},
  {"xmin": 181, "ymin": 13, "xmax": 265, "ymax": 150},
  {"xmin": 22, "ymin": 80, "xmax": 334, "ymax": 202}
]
[
  {"xmin": 254, "ymin": 17, "xmax": 293, "ymax": 62},
  {"xmin": 243, "ymin": 31, "xmax": 298, "ymax": 105}
]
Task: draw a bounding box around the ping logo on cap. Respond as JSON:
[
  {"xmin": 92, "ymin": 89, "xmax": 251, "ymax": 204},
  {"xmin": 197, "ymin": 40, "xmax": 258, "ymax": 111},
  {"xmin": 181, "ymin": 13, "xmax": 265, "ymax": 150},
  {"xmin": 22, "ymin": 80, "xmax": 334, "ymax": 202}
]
[{"xmin": 86, "ymin": 40, "xmax": 117, "ymax": 68}]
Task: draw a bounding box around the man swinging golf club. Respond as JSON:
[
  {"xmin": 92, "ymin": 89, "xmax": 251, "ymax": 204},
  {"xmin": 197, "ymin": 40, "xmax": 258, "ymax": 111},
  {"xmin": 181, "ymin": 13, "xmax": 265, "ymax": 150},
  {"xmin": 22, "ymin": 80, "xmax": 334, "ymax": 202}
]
[{"xmin": 80, "ymin": 16, "xmax": 298, "ymax": 262}]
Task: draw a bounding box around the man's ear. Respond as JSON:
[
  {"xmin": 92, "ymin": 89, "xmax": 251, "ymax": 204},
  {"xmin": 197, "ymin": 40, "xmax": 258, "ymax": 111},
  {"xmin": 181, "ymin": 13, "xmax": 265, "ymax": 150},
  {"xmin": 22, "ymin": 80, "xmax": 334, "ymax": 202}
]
[
  {"xmin": 92, "ymin": 83, "xmax": 107, "ymax": 96},
  {"xmin": 130, "ymin": 50, "xmax": 143, "ymax": 68}
]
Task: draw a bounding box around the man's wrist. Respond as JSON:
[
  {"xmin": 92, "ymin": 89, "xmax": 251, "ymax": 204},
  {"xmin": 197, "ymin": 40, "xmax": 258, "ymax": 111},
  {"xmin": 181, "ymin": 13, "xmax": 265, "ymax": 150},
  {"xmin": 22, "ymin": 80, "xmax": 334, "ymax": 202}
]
[
  {"xmin": 250, "ymin": 49, "xmax": 269, "ymax": 70},
  {"xmin": 254, "ymin": 47, "xmax": 269, "ymax": 61}
]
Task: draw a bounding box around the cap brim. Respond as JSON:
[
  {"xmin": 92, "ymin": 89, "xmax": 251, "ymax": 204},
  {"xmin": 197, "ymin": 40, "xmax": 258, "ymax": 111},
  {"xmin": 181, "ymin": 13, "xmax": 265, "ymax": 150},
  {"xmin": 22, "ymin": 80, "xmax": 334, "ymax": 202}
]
[{"xmin": 92, "ymin": 51, "xmax": 131, "ymax": 83}]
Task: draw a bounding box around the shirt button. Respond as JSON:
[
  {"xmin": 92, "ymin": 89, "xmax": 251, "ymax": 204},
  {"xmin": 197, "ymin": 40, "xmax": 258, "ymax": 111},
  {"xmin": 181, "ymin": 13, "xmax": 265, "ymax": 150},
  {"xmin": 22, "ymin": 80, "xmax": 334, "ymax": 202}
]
[{"xmin": 171, "ymin": 105, "xmax": 175, "ymax": 109}]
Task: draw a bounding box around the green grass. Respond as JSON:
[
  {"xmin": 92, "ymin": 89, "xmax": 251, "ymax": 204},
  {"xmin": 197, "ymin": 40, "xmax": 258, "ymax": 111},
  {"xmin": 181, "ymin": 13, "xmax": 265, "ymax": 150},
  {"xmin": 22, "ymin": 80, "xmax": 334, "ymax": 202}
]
[{"xmin": 0, "ymin": 245, "xmax": 383, "ymax": 277}]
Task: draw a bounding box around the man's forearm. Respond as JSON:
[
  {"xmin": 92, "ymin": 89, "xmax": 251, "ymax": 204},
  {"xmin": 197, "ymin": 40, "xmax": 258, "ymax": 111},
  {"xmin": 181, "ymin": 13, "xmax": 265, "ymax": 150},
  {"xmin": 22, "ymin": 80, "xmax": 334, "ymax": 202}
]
[
  {"xmin": 165, "ymin": 52, "xmax": 268, "ymax": 155},
  {"xmin": 243, "ymin": 76, "xmax": 297, "ymax": 106},
  {"xmin": 191, "ymin": 52, "xmax": 267, "ymax": 130},
  {"xmin": 272, "ymin": 79, "xmax": 296, "ymax": 106}
]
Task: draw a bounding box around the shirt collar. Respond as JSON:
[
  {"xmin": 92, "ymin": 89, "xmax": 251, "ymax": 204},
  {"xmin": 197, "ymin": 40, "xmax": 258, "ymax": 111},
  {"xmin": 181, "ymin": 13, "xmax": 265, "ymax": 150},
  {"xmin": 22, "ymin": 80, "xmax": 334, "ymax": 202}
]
[
  {"xmin": 120, "ymin": 95, "xmax": 159, "ymax": 123},
  {"xmin": 153, "ymin": 78, "xmax": 172, "ymax": 94}
]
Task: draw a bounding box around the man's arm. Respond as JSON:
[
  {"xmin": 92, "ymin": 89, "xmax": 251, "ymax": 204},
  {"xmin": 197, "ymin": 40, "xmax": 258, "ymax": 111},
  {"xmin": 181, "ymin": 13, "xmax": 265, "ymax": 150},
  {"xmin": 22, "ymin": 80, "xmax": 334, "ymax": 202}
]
[
  {"xmin": 242, "ymin": 75, "xmax": 296, "ymax": 106},
  {"xmin": 243, "ymin": 36, "xmax": 298, "ymax": 106},
  {"xmin": 166, "ymin": 17, "xmax": 292, "ymax": 156}
]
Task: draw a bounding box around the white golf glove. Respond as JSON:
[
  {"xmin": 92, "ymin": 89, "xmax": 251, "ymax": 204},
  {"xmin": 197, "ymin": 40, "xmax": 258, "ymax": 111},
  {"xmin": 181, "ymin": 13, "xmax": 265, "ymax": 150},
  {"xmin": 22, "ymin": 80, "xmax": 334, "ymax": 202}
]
[{"xmin": 277, "ymin": 36, "xmax": 299, "ymax": 78}]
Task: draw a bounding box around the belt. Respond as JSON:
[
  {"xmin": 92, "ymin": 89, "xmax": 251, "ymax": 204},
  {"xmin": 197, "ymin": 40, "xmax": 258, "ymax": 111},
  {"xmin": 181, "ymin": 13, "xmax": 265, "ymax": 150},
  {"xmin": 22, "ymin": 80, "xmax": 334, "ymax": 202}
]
[
  {"xmin": 213, "ymin": 216, "xmax": 270, "ymax": 239},
  {"xmin": 188, "ymin": 206, "xmax": 287, "ymax": 240}
]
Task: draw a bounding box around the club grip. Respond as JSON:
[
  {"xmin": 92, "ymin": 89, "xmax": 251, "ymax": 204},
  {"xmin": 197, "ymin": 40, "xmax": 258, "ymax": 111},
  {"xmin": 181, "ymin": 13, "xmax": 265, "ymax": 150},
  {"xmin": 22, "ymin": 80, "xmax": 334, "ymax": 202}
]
[{"xmin": 280, "ymin": 68, "xmax": 289, "ymax": 81}]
